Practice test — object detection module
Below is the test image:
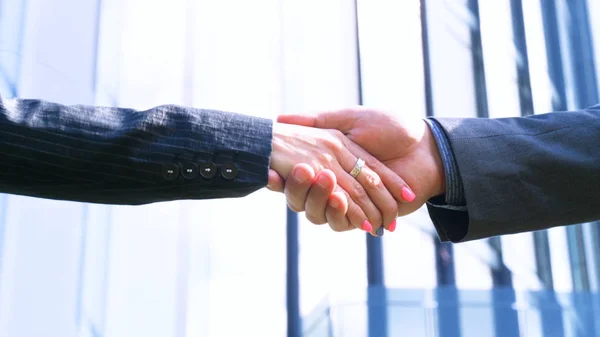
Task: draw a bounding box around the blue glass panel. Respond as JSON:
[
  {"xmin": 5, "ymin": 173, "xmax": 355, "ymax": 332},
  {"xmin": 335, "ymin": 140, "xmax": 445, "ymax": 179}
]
[{"xmin": 304, "ymin": 288, "xmax": 600, "ymax": 337}]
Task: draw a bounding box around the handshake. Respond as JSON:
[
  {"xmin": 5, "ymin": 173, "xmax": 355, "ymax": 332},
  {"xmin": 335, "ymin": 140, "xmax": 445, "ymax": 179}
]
[
  {"xmin": 265, "ymin": 107, "xmax": 446, "ymax": 237},
  {"xmin": 2, "ymin": 93, "xmax": 594, "ymax": 243}
]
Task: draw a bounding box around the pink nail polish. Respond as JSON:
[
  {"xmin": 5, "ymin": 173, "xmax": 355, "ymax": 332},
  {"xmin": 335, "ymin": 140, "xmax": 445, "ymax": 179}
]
[
  {"xmin": 362, "ymin": 220, "xmax": 373, "ymax": 232},
  {"xmin": 388, "ymin": 219, "xmax": 397, "ymax": 232},
  {"xmin": 401, "ymin": 186, "xmax": 416, "ymax": 202}
]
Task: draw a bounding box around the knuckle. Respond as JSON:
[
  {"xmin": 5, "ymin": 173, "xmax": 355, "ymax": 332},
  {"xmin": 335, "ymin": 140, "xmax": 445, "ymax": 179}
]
[
  {"xmin": 350, "ymin": 180, "xmax": 369, "ymax": 202},
  {"xmin": 346, "ymin": 207, "xmax": 369, "ymax": 230},
  {"xmin": 364, "ymin": 171, "xmax": 383, "ymax": 189},
  {"xmin": 315, "ymin": 152, "xmax": 335, "ymax": 169},
  {"xmin": 346, "ymin": 204, "xmax": 362, "ymax": 223},
  {"xmin": 305, "ymin": 206, "xmax": 326, "ymax": 225},
  {"xmin": 370, "ymin": 214, "xmax": 383, "ymax": 228},
  {"xmin": 382, "ymin": 202, "xmax": 399, "ymax": 221},
  {"xmin": 287, "ymin": 202, "xmax": 303, "ymax": 213},
  {"xmin": 388, "ymin": 202, "xmax": 400, "ymax": 216},
  {"xmin": 363, "ymin": 154, "xmax": 380, "ymax": 169},
  {"xmin": 325, "ymin": 130, "xmax": 345, "ymax": 150},
  {"xmin": 330, "ymin": 223, "xmax": 345, "ymax": 232},
  {"xmin": 328, "ymin": 129, "xmax": 345, "ymax": 139},
  {"xmin": 397, "ymin": 204, "xmax": 413, "ymax": 217},
  {"xmin": 306, "ymin": 213, "xmax": 326, "ymax": 225}
]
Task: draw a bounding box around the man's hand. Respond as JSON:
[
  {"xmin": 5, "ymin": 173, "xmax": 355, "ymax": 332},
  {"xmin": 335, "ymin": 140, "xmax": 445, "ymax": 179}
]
[
  {"xmin": 275, "ymin": 107, "xmax": 446, "ymax": 227},
  {"xmin": 266, "ymin": 121, "xmax": 416, "ymax": 235}
]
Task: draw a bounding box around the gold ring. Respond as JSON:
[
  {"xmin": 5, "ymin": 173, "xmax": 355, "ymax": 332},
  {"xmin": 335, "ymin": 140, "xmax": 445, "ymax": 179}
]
[{"xmin": 350, "ymin": 158, "xmax": 365, "ymax": 178}]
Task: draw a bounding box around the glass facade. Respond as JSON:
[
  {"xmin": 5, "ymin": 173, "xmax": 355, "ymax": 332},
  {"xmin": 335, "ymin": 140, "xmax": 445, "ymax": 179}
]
[
  {"xmin": 303, "ymin": 288, "xmax": 600, "ymax": 337},
  {"xmin": 0, "ymin": 0, "xmax": 598, "ymax": 336}
]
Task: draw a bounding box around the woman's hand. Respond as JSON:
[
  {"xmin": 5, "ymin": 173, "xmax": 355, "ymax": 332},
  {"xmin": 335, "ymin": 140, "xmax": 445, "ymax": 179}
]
[
  {"xmin": 273, "ymin": 108, "xmax": 445, "ymax": 233},
  {"xmin": 269, "ymin": 122, "xmax": 415, "ymax": 235}
]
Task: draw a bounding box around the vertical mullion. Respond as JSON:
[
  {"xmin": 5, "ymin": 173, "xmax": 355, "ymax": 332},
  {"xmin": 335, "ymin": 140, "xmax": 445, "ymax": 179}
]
[
  {"xmin": 353, "ymin": 0, "xmax": 387, "ymax": 336},
  {"xmin": 563, "ymin": 0, "xmax": 600, "ymax": 295},
  {"xmin": 510, "ymin": 0, "xmax": 557, "ymax": 290},
  {"xmin": 552, "ymin": 2, "xmax": 600, "ymax": 332},
  {"xmin": 468, "ymin": 0, "xmax": 489, "ymax": 119},
  {"xmin": 0, "ymin": 0, "xmax": 26, "ymax": 287},
  {"xmin": 90, "ymin": 1, "xmax": 121, "ymax": 334},
  {"xmin": 90, "ymin": 0, "xmax": 103, "ymax": 96},
  {"xmin": 468, "ymin": 1, "xmax": 520, "ymax": 336},
  {"xmin": 566, "ymin": 0, "xmax": 599, "ymax": 107},
  {"xmin": 420, "ymin": 0, "xmax": 434, "ymax": 120},
  {"xmin": 0, "ymin": 0, "xmax": 27, "ymax": 96},
  {"xmin": 467, "ymin": 0, "xmax": 510, "ymax": 285},
  {"xmin": 174, "ymin": 0, "xmax": 199, "ymax": 336},
  {"xmin": 509, "ymin": 0, "xmax": 534, "ymax": 116},
  {"xmin": 0, "ymin": 194, "xmax": 7, "ymax": 301},
  {"xmin": 509, "ymin": 1, "xmax": 567, "ymax": 334},
  {"xmin": 540, "ymin": 0, "xmax": 567, "ymax": 111},
  {"xmin": 420, "ymin": 1, "xmax": 461, "ymax": 336},
  {"xmin": 74, "ymin": 206, "xmax": 90, "ymax": 332},
  {"xmin": 286, "ymin": 207, "xmax": 301, "ymax": 337},
  {"xmin": 74, "ymin": 0, "xmax": 103, "ymax": 331},
  {"xmin": 281, "ymin": 1, "xmax": 300, "ymax": 335},
  {"xmin": 13, "ymin": 0, "xmax": 26, "ymax": 96},
  {"xmin": 554, "ymin": 0, "xmax": 598, "ymax": 294}
]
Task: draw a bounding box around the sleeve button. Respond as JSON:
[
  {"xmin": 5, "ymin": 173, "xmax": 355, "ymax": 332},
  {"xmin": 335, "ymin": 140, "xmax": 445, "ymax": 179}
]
[
  {"xmin": 221, "ymin": 162, "xmax": 238, "ymax": 180},
  {"xmin": 199, "ymin": 162, "xmax": 217, "ymax": 179},
  {"xmin": 181, "ymin": 162, "xmax": 199, "ymax": 179},
  {"xmin": 162, "ymin": 164, "xmax": 180, "ymax": 181}
]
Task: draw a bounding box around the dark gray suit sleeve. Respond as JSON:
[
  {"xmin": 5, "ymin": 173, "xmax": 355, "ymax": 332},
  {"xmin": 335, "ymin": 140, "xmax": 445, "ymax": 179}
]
[
  {"xmin": 0, "ymin": 94, "xmax": 272, "ymax": 205},
  {"xmin": 423, "ymin": 118, "xmax": 467, "ymax": 242},
  {"xmin": 427, "ymin": 104, "xmax": 600, "ymax": 242}
]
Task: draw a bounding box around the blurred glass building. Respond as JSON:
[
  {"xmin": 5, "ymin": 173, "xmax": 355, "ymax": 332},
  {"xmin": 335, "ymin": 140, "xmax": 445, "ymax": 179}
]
[{"xmin": 0, "ymin": 0, "xmax": 599, "ymax": 336}]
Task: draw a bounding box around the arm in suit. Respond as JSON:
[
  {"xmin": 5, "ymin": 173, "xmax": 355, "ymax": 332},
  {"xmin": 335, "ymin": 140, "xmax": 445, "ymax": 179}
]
[
  {"xmin": 427, "ymin": 104, "xmax": 600, "ymax": 242},
  {"xmin": 0, "ymin": 94, "xmax": 272, "ymax": 205}
]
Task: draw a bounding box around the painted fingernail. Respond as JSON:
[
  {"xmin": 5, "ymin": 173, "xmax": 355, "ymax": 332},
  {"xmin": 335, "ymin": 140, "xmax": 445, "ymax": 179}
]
[
  {"xmin": 376, "ymin": 226, "xmax": 384, "ymax": 237},
  {"xmin": 361, "ymin": 220, "xmax": 373, "ymax": 232},
  {"xmin": 388, "ymin": 219, "xmax": 397, "ymax": 232},
  {"xmin": 294, "ymin": 167, "xmax": 311, "ymax": 183},
  {"xmin": 317, "ymin": 174, "xmax": 330, "ymax": 188},
  {"xmin": 401, "ymin": 186, "xmax": 416, "ymax": 202}
]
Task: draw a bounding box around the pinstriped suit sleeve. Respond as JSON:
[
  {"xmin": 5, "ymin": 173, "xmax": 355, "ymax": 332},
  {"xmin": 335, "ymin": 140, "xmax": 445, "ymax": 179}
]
[
  {"xmin": 0, "ymin": 94, "xmax": 272, "ymax": 205},
  {"xmin": 427, "ymin": 104, "xmax": 600, "ymax": 242}
]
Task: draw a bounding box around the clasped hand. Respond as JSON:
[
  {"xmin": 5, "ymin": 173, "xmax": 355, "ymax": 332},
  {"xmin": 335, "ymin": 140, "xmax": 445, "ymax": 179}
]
[{"xmin": 266, "ymin": 107, "xmax": 446, "ymax": 236}]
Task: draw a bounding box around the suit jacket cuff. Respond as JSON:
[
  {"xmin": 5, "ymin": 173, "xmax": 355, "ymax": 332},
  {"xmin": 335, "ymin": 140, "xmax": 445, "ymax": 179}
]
[
  {"xmin": 424, "ymin": 118, "xmax": 466, "ymax": 206},
  {"xmin": 424, "ymin": 118, "xmax": 469, "ymax": 242},
  {"xmin": 154, "ymin": 106, "xmax": 273, "ymax": 200},
  {"xmin": 426, "ymin": 199, "xmax": 471, "ymax": 242}
]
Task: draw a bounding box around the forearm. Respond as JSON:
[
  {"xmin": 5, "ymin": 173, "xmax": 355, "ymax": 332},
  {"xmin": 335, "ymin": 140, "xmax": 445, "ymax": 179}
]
[
  {"xmin": 430, "ymin": 105, "xmax": 600, "ymax": 242},
  {"xmin": 0, "ymin": 95, "xmax": 272, "ymax": 204}
]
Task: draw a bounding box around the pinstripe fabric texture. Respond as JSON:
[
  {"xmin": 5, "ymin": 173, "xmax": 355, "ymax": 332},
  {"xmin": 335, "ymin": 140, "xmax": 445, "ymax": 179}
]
[{"xmin": 0, "ymin": 93, "xmax": 273, "ymax": 205}]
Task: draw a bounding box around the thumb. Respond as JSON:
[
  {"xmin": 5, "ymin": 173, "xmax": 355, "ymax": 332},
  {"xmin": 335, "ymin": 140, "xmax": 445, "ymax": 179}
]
[
  {"xmin": 276, "ymin": 114, "xmax": 317, "ymax": 127},
  {"xmin": 277, "ymin": 109, "xmax": 359, "ymax": 132}
]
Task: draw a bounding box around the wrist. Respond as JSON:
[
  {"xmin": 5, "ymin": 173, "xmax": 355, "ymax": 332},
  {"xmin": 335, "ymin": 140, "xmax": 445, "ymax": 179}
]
[
  {"xmin": 270, "ymin": 123, "xmax": 291, "ymax": 178},
  {"xmin": 420, "ymin": 120, "xmax": 446, "ymax": 199},
  {"xmin": 270, "ymin": 123, "xmax": 308, "ymax": 179}
]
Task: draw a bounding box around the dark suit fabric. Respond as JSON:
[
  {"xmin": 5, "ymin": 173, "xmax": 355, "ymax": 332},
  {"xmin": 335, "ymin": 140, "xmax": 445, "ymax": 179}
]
[
  {"xmin": 0, "ymin": 94, "xmax": 272, "ymax": 205},
  {"xmin": 428, "ymin": 105, "xmax": 600, "ymax": 242}
]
